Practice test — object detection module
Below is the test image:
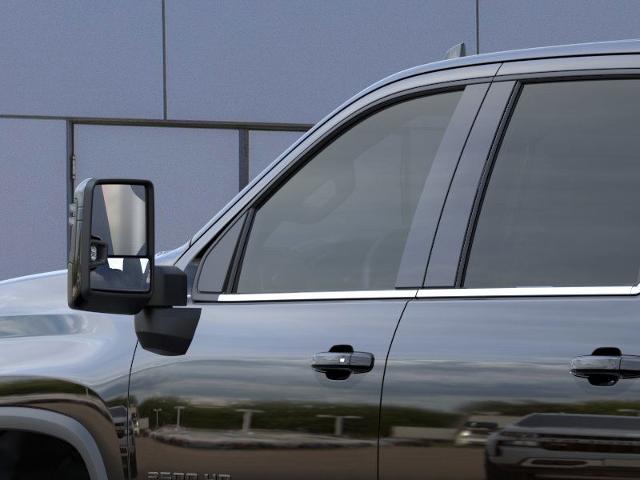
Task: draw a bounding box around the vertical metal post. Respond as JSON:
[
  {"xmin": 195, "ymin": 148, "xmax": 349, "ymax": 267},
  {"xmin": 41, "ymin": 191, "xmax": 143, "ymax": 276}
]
[
  {"xmin": 238, "ymin": 128, "xmax": 249, "ymax": 190},
  {"xmin": 316, "ymin": 414, "xmax": 363, "ymax": 436},
  {"xmin": 66, "ymin": 121, "xmax": 75, "ymax": 262},
  {"xmin": 153, "ymin": 408, "xmax": 163, "ymax": 428},
  {"xmin": 174, "ymin": 405, "xmax": 185, "ymax": 428},
  {"xmin": 236, "ymin": 408, "xmax": 263, "ymax": 433},
  {"xmin": 475, "ymin": 0, "xmax": 480, "ymax": 54},
  {"xmin": 161, "ymin": 0, "xmax": 168, "ymax": 120}
]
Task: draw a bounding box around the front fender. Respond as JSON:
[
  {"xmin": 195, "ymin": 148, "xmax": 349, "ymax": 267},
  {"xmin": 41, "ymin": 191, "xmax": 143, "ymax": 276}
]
[
  {"xmin": 0, "ymin": 377, "xmax": 126, "ymax": 480},
  {"xmin": 0, "ymin": 271, "xmax": 139, "ymax": 479},
  {"xmin": 0, "ymin": 406, "xmax": 110, "ymax": 480}
]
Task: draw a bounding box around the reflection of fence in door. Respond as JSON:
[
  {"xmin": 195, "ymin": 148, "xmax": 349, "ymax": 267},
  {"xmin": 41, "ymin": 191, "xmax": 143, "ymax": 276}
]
[
  {"xmin": 316, "ymin": 414, "xmax": 363, "ymax": 436},
  {"xmin": 235, "ymin": 408, "xmax": 264, "ymax": 433},
  {"xmin": 174, "ymin": 405, "xmax": 186, "ymax": 429},
  {"xmin": 153, "ymin": 408, "xmax": 162, "ymax": 428}
]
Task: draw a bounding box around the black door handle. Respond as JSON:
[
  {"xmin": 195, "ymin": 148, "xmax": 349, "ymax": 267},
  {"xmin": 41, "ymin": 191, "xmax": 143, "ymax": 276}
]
[
  {"xmin": 570, "ymin": 347, "xmax": 640, "ymax": 386},
  {"xmin": 312, "ymin": 348, "xmax": 374, "ymax": 375}
]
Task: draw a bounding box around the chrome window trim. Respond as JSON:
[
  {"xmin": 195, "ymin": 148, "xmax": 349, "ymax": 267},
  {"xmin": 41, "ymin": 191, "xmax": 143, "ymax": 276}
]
[
  {"xmin": 218, "ymin": 289, "xmax": 418, "ymax": 302},
  {"xmin": 418, "ymin": 285, "xmax": 638, "ymax": 298},
  {"xmin": 216, "ymin": 285, "xmax": 640, "ymax": 302}
]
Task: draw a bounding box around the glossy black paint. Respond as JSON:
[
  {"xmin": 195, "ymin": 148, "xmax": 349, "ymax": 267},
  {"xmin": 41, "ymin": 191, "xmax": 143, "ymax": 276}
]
[
  {"xmin": 129, "ymin": 299, "xmax": 408, "ymax": 479},
  {"xmin": 381, "ymin": 296, "xmax": 640, "ymax": 479},
  {"xmin": 0, "ymin": 40, "xmax": 640, "ymax": 480}
]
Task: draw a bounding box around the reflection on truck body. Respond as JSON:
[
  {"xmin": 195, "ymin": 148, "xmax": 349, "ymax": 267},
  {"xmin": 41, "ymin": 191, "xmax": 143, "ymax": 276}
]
[
  {"xmin": 108, "ymin": 405, "xmax": 138, "ymax": 477},
  {"xmin": 486, "ymin": 413, "xmax": 640, "ymax": 479}
]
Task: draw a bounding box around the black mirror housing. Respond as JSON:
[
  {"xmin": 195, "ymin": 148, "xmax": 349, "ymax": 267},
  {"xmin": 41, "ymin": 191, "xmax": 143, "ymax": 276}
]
[{"xmin": 68, "ymin": 178, "xmax": 155, "ymax": 314}]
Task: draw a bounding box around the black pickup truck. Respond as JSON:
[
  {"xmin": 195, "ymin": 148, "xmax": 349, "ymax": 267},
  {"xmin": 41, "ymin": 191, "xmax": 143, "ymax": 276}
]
[{"xmin": 3, "ymin": 39, "xmax": 640, "ymax": 480}]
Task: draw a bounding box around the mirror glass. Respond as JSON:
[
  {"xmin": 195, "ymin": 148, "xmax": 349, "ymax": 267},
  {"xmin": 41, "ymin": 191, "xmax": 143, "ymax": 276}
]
[
  {"xmin": 90, "ymin": 184, "xmax": 150, "ymax": 292},
  {"xmin": 92, "ymin": 184, "xmax": 147, "ymax": 256}
]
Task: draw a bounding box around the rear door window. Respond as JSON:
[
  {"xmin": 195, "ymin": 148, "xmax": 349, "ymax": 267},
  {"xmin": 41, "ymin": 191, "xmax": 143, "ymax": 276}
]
[{"xmin": 464, "ymin": 79, "xmax": 640, "ymax": 288}]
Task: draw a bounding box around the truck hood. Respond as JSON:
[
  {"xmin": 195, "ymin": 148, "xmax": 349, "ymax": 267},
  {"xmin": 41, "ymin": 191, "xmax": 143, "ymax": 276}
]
[
  {"xmin": 0, "ymin": 270, "xmax": 69, "ymax": 318},
  {"xmin": 0, "ymin": 244, "xmax": 187, "ymax": 384},
  {"xmin": 0, "ymin": 267, "xmax": 138, "ymax": 394},
  {"xmin": 0, "ymin": 242, "xmax": 188, "ymax": 320}
]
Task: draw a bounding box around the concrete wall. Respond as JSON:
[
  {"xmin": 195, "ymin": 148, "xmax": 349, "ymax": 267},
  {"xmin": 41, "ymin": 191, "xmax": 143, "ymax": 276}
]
[
  {"xmin": 1, "ymin": 0, "xmax": 639, "ymax": 279},
  {"xmin": 74, "ymin": 125, "xmax": 239, "ymax": 252}
]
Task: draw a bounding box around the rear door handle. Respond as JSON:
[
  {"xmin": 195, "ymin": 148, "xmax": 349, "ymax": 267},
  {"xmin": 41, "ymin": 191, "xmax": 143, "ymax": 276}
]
[
  {"xmin": 571, "ymin": 355, "xmax": 621, "ymax": 376},
  {"xmin": 570, "ymin": 347, "xmax": 640, "ymax": 385},
  {"xmin": 311, "ymin": 351, "xmax": 374, "ymax": 374}
]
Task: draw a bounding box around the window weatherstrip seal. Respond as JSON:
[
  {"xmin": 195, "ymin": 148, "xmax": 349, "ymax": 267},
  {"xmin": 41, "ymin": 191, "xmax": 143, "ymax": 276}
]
[{"xmin": 218, "ymin": 289, "xmax": 419, "ymax": 302}]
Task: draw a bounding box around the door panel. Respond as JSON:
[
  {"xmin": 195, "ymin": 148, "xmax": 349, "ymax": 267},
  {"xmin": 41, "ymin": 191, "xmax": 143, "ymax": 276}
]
[
  {"xmin": 380, "ymin": 77, "xmax": 640, "ymax": 479},
  {"xmin": 130, "ymin": 299, "xmax": 408, "ymax": 480},
  {"xmin": 380, "ymin": 296, "xmax": 640, "ymax": 480},
  {"xmin": 128, "ymin": 83, "xmax": 487, "ymax": 479}
]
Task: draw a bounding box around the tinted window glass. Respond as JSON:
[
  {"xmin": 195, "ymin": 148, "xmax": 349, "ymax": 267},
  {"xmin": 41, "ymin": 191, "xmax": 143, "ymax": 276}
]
[
  {"xmin": 197, "ymin": 215, "xmax": 244, "ymax": 293},
  {"xmin": 237, "ymin": 91, "xmax": 463, "ymax": 293},
  {"xmin": 465, "ymin": 80, "xmax": 640, "ymax": 288}
]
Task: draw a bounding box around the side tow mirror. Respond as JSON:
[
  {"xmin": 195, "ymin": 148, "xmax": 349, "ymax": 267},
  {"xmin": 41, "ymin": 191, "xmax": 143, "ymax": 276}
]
[
  {"xmin": 68, "ymin": 178, "xmax": 154, "ymax": 314},
  {"xmin": 68, "ymin": 178, "xmax": 201, "ymax": 356}
]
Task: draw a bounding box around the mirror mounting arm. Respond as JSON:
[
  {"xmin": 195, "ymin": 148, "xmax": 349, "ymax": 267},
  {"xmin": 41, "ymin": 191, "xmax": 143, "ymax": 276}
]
[
  {"xmin": 147, "ymin": 266, "xmax": 189, "ymax": 307},
  {"xmin": 135, "ymin": 265, "xmax": 202, "ymax": 356},
  {"xmin": 134, "ymin": 307, "xmax": 201, "ymax": 356}
]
